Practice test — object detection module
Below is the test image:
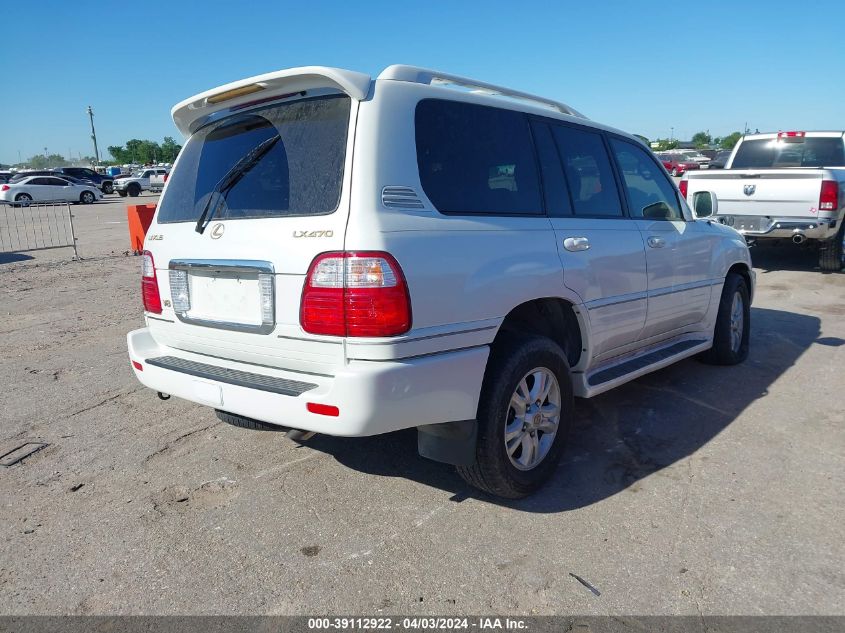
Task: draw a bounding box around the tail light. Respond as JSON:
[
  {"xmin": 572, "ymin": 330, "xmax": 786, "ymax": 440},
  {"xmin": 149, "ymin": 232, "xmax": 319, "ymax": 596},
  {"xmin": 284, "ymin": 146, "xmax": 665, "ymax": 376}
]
[
  {"xmin": 163, "ymin": 173, "xmax": 169, "ymax": 183},
  {"xmin": 141, "ymin": 250, "xmax": 163, "ymax": 314},
  {"xmin": 301, "ymin": 251, "xmax": 411, "ymax": 337},
  {"xmin": 679, "ymin": 180, "xmax": 688, "ymax": 198},
  {"xmin": 820, "ymin": 180, "xmax": 838, "ymax": 211},
  {"xmin": 1, "ymin": 185, "xmax": 9, "ymax": 191}
]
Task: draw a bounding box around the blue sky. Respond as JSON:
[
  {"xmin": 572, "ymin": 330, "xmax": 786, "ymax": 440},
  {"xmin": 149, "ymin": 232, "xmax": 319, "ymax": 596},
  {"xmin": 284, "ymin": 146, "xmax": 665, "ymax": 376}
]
[{"xmin": 2, "ymin": 0, "xmax": 843, "ymax": 164}]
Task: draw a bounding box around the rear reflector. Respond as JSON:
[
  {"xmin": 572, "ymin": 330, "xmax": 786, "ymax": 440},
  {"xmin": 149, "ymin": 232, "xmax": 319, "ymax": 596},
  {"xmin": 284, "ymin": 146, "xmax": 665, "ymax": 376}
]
[
  {"xmin": 679, "ymin": 180, "xmax": 689, "ymax": 198},
  {"xmin": 132, "ymin": 360, "xmax": 143, "ymax": 371},
  {"xmin": 141, "ymin": 250, "xmax": 163, "ymax": 314},
  {"xmin": 301, "ymin": 251, "xmax": 412, "ymax": 337},
  {"xmin": 307, "ymin": 402, "xmax": 339, "ymax": 417},
  {"xmin": 820, "ymin": 180, "xmax": 839, "ymax": 211}
]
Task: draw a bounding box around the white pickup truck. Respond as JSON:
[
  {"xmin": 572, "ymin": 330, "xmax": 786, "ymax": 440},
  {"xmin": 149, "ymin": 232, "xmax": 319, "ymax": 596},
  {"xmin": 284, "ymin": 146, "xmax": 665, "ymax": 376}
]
[
  {"xmin": 149, "ymin": 170, "xmax": 169, "ymax": 193},
  {"xmin": 681, "ymin": 131, "xmax": 845, "ymax": 271},
  {"xmin": 114, "ymin": 167, "xmax": 170, "ymax": 197}
]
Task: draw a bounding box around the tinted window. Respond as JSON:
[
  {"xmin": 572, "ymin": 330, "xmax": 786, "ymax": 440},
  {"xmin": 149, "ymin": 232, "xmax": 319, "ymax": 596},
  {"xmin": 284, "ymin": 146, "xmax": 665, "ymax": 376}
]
[
  {"xmin": 529, "ymin": 121, "xmax": 572, "ymax": 217},
  {"xmin": 157, "ymin": 95, "xmax": 351, "ymax": 224},
  {"xmin": 415, "ymin": 100, "xmax": 542, "ymax": 215},
  {"xmin": 610, "ymin": 139, "xmax": 682, "ymax": 220},
  {"xmin": 732, "ymin": 137, "xmax": 845, "ymax": 168},
  {"xmin": 551, "ymin": 126, "xmax": 622, "ymax": 217}
]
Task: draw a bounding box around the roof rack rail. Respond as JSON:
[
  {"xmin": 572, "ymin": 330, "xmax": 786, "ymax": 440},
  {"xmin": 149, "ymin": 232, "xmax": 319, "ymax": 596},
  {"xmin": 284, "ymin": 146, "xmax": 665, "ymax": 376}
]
[{"xmin": 378, "ymin": 65, "xmax": 586, "ymax": 119}]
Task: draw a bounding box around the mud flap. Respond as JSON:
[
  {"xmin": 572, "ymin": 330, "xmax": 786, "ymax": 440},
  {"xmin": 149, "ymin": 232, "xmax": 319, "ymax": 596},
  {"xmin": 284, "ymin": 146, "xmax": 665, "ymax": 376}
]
[{"xmin": 417, "ymin": 420, "xmax": 477, "ymax": 466}]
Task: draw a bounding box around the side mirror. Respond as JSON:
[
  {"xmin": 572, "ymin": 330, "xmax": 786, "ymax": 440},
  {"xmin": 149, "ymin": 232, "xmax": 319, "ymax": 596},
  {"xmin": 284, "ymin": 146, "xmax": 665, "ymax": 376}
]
[{"xmin": 692, "ymin": 191, "xmax": 718, "ymax": 218}]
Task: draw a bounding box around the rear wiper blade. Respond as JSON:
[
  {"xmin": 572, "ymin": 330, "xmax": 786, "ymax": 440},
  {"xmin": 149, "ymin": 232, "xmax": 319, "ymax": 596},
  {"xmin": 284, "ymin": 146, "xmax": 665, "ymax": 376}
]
[{"xmin": 195, "ymin": 133, "xmax": 281, "ymax": 234}]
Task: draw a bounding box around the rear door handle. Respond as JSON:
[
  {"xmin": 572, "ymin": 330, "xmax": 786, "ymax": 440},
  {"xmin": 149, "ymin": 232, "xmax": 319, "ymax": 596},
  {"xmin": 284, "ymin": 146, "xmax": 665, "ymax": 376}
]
[
  {"xmin": 647, "ymin": 236, "xmax": 666, "ymax": 249},
  {"xmin": 563, "ymin": 237, "xmax": 590, "ymax": 252}
]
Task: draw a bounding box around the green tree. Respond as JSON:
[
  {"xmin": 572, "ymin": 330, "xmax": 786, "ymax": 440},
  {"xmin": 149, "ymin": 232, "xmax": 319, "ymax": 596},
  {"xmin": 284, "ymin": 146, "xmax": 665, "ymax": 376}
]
[
  {"xmin": 653, "ymin": 138, "xmax": 679, "ymax": 151},
  {"xmin": 107, "ymin": 145, "xmax": 131, "ymax": 164},
  {"xmin": 160, "ymin": 136, "xmax": 182, "ymax": 162},
  {"xmin": 27, "ymin": 154, "xmax": 69, "ymax": 169},
  {"xmin": 108, "ymin": 137, "xmax": 182, "ymax": 164},
  {"xmin": 720, "ymin": 132, "xmax": 742, "ymax": 149},
  {"xmin": 692, "ymin": 131, "xmax": 712, "ymax": 148}
]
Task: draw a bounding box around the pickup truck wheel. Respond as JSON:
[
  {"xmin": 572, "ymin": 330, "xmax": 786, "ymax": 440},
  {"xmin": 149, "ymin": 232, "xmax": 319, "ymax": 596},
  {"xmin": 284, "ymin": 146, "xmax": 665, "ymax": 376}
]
[
  {"xmin": 457, "ymin": 334, "xmax": 573, "ymax": 499},
  {"xmin": 127, "ymin": 183, "xmax": 141, "ymax": 197},
  {"xmin": 102, "ymin": 182, "xmax": 114, "ymax": 194},
  {"xmin": 699, "ymin": 272, "xmax": 750, "ymax": 365},
  {"xmin": 117, "ymin": 190, "xmax": 128, "ymax": 197},
  {"xmin": 818, "ymin": 221, "xmax": 845, "ymax": 272}
]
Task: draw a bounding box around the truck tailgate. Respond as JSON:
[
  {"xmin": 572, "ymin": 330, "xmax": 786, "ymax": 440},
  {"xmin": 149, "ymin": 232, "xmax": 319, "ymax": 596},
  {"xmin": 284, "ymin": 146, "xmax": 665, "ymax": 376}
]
[{"xmin": 687, "ymin": 171, "xmax": 823, "ymax": 217}]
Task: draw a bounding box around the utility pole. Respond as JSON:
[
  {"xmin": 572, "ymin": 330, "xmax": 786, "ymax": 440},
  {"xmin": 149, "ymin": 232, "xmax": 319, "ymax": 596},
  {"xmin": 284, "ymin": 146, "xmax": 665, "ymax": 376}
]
[{"xmin": 87, "ymin": 106, "xmax": 100, "ymax": 166}]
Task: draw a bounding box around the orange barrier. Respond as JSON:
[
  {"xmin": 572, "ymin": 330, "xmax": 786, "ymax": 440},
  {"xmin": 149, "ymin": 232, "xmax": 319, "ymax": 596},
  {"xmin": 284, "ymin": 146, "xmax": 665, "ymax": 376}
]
[{"xmin": 127, "ymin": 204, "xmax": 157, "ymax": 255}]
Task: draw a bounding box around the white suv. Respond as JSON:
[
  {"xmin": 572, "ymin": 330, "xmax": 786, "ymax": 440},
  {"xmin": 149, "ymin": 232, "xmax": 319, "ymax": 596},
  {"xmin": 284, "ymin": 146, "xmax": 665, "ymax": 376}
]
[{"xmin": 127, "ymin": 65, "xmax": 754, "ymax": 498}]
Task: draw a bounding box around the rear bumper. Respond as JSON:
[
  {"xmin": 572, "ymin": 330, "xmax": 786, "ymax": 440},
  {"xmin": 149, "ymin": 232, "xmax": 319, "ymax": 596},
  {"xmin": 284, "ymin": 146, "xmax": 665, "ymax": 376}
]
[
  {"xmin": 127, "ymin": 328, "xmax": 489, "ymax": 436},
  {"xmin": 714, "ymin": 215, "xmax": 839, "ymax": 240}
]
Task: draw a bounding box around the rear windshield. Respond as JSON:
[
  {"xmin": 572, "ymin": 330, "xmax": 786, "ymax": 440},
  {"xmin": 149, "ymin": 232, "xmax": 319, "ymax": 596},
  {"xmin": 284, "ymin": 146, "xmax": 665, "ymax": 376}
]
[
  {"xmin": 157, "ymin": 95, "xmax": 350, "ymax": 223},
  {"xmin": 731, "ymin": 137, "xmax": 845, "ymax": 168}
]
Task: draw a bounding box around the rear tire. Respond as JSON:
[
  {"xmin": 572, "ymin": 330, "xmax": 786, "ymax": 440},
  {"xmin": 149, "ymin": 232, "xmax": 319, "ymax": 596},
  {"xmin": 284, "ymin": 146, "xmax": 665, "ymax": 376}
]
[
  {"xmin": 14, "ymin": 193, "xmax": 32, "ymax": 207},
  {"xmin": 699, "ymin": 272, "xmax": 750, "ymax": 365},
  {"xmin": 457, "ymin": 334, "xmax": 573, "ymax": 499},
  {"xmin": 215, "ymin": 410, "xmax": 289, "ymax": 432},
  {"xmin": 127, "ymin": 183, "xmax": 141, "ymax": 197},
  {"xmin": 818, "ymin": 221, "xmax": 844, "ymax": 272},
  {"xmin": 102, "ymin": 182, "xmax": 114, "ymax": 195}
]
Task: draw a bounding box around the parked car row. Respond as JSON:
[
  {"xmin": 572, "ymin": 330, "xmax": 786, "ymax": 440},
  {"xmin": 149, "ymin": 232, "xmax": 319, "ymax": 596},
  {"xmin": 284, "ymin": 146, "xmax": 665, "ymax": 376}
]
[
  {"xmin": 0, "ymin": 175, "xmax": 102, "ymax": 206},
  {"xmin": 0, "ymin": 164, "xmax": 171, "ymax": 204}
]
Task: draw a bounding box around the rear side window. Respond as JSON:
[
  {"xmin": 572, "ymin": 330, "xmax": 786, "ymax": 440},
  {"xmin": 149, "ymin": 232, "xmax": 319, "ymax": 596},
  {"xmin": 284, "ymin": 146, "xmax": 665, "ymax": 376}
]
[
  {"xmin": 551, "ymin": 125, "xmax": 623, "ymax": 217},
  {"xmin": 732, "ymin": 137, "xmax": 845, "ymax": 168},
  {"xmin": 610, "ymin": 138, "xmax": 682, "ymax": 220},
  {"xmin": 415, "ymin": 100, "xmax": 542, "ymax": 215},
  {"xmin": 157, "ymin": 95, "xmax": 351, "ymax": 223},
  {"xmin": 530, "ymin": 121, "xmax": 572, "ymax": 217}
]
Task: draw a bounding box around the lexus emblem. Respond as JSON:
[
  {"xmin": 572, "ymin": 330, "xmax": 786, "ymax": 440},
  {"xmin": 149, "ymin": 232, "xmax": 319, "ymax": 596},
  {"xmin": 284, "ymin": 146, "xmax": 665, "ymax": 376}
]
[
  {"xmin": 743, "ymin": 185, "xmax": 756, "ymax": 196},
  {"xmin": 210, "ymin": 223, "xmax": 225, "ymax": 239}
]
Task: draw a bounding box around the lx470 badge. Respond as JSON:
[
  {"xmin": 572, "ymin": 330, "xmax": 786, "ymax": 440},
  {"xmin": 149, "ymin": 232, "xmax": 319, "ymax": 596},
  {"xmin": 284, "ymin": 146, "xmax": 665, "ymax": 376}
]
[{"xmin": 293, "ymin": 230, "xmax": 334, "ymax": 238}]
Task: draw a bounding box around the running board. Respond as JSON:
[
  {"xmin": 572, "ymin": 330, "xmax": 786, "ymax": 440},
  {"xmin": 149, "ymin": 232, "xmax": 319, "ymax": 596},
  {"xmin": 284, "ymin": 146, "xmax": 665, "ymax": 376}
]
[{"xmin": 576, "ymin": 338, "xmax": 711, "ymax": 398}]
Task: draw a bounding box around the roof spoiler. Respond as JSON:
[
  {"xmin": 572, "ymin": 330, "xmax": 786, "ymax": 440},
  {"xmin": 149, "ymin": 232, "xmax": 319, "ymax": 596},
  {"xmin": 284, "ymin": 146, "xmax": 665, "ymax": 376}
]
[
  {"xmin": 378, "ymin": 64, "xmax": 587, "ymax": 119},
  {"xmin": 171, "ymin": 66, "xmax": 372, "ymax": 136}
]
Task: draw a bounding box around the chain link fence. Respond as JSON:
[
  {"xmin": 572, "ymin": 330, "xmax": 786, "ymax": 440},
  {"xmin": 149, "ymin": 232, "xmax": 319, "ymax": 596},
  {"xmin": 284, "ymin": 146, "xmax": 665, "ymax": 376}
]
[{"xmin": 0, "ymin": 200, "xmax": 79, "ymax": 259}]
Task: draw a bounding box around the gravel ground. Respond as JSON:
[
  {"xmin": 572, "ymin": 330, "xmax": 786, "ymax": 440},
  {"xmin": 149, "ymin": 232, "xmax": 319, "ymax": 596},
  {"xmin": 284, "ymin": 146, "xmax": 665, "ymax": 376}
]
[{"xmin": 0, "ymin": 196, "xmax": 843, "ymax": 615}]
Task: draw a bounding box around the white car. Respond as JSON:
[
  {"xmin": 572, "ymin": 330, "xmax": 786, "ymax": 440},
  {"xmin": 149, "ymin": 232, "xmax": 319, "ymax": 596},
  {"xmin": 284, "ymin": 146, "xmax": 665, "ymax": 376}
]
[
  {"xmin": 128, "ymin": 65, "xmax": 754, "ymax": 498},
  {"xmin": 0, "ymin": 175, "xmax": 102, "ymax": 206}
]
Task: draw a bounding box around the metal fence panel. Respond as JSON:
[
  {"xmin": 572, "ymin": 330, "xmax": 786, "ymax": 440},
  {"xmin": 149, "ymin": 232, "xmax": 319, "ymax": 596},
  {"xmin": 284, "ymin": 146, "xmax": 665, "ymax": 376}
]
[{"xmin": 0, "ymin": 201, "xmax": 79, "ymax": 259}]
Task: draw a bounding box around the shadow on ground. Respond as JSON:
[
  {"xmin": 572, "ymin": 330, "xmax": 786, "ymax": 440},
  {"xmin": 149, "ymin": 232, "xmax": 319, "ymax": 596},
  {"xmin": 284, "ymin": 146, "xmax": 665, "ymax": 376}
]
[
  {"xmin": 751, "ymin": 242, "xmax": 842, "ymax": 274},
  {"xmin": 307, "ymin": 307, "xmax": 821, "ymax": 512},
  {"xmin": 0, "ymin": 252, "xmax": 34, "ymax": 264}
]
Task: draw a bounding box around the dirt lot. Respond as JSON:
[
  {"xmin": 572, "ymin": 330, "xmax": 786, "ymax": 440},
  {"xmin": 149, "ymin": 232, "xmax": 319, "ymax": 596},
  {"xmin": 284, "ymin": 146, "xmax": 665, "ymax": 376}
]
[{"xmin": 1, "ymin": 195, "xmax": 843, "ymax": 615}]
